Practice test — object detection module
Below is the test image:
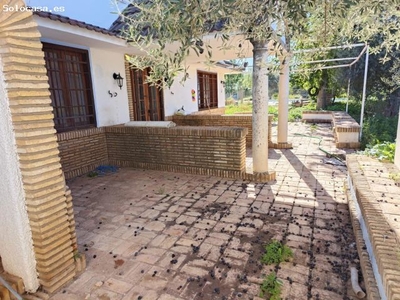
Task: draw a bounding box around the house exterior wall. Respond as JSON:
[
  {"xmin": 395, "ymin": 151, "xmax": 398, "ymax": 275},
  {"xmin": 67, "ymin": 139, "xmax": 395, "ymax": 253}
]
[
  {"xmin": 0, "ymin": 54, "xmax": 38, "ymax": 292},
  {"xmin": 39, "ymin": 38, "xmax": 130, "ymax": 128},
  {"xmin": 162, "ymin": 65, "xmax": 227, "ymax": 117},
  {"xmin": 89, "ymin": 48, "xmax": 130, "ymax": 126}
]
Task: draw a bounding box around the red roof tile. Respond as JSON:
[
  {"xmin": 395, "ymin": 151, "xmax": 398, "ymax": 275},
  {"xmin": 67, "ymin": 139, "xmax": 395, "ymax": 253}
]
[{"xmin": 33, "ymin": 10, "xmax": 120, "ymax": 38}]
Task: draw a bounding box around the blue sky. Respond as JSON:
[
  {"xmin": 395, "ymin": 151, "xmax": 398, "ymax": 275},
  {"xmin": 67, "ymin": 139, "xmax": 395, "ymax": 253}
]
[{"xmin": 27, "ymin": 0, "xmax": 128, "ymax": 28}]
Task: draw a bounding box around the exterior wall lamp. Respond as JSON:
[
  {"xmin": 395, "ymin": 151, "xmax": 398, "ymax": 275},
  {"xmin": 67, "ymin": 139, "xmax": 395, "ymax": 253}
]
[
  {"xmin": 113, "ymin": 72, "xmax": 124, "ymax": 89},
  {"xmin": 220, "ymin": 80, "xmax": 226, "ymax": 88}
]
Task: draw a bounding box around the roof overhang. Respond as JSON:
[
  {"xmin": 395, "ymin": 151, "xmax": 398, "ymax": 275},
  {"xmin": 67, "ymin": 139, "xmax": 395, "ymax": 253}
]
[{"xmin": 33, "ymin": 15, "xmax": 135, "ymax": 53}]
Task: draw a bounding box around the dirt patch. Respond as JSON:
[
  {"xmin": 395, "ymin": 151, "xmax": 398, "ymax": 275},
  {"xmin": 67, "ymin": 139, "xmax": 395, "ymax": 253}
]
[{"xmin": 114, "ymin": 259, "xmax": 125, "ymax": 269}]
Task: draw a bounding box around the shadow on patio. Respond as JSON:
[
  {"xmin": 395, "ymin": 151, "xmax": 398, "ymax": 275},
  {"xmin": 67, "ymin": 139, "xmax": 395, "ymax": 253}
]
[{"xmin": 51, "ymin": 122, "xmax": 362, "ymax": 300}]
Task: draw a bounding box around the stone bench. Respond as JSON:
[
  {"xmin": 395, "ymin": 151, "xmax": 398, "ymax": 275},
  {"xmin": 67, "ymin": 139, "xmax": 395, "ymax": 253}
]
[{"xmin": 302, "ymin": 111, "xmax": 361, "ymax": 149}]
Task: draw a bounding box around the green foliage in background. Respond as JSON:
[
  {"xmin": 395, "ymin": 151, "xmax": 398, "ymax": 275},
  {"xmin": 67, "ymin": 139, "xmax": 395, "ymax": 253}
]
[
  {"xmin": 362, "ymin": 142, "xmax": 396, "ymax": 162},
  {"xmin": 225, "ymin": 98, "xmax": 398, "ymax": 150},
  {"xmin": 323, "ymin": 100, "xmax": 398, "ymax": 148},
  {"xmin": 361, "ymin": 116, "xmax": 398, "ymax": 148},
  {"xmin": 225, "ymin": 103, "xmax": 278, "ymax": 120},
  {"xmin": 288, "ymin": 103, "xmax": 316, "ymax": 122}
]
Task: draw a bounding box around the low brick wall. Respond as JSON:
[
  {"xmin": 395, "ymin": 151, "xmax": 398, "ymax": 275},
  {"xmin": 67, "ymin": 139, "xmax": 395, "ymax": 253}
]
[
  {"xmin": 105, "ymin": 126, "xmax": 247, "ymax": 178},
  {"xmin": 346, "ymin": 155, "xmax": 400, "ymax": 300},
  {"xmin": 171, "ymin": 114, "xmax": 273, "ymax": 147},
  {"xmin": 302, "ymin": 111, "xmax": 360, "ymax": 149},
  {"xmin": 302, "ymin": 110, "xmax": 332, "ymax": 123},
  {"xmin": 332, "ymin": 112, "xmax": 361, "ymax": 149},
  {"xmin": 57, "ymin": 128, "xmax": 108, "ymax": 179}
]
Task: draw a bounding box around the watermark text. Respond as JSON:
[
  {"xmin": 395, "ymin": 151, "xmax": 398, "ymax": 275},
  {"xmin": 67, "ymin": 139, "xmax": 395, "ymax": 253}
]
[{"xmin": 2, "ymin": 5, "xmax": 66, "ymax": 13}]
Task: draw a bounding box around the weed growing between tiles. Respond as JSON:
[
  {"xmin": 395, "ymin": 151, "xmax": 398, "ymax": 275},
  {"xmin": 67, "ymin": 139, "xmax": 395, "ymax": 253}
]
[
  {"xmin": 261, "ymin": 240, "xmax": 293, "ymax": 265},
  {"xmin": 259, "ymin": 272, "xmax": 282, "ymax": 300}
]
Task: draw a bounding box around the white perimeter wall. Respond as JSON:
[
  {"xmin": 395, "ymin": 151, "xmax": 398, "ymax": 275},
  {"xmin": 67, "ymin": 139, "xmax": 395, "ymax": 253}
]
[
  {"xmin": 89, "ymin": 48, "xmax": 130, "ymax": 126},
  {"xmin": 163, "ymin": 64, "xmax": 226, "ymax": 116},
  {"xmin": 0, "ymin": 56, "xmax": 39, "ymax": 292}
]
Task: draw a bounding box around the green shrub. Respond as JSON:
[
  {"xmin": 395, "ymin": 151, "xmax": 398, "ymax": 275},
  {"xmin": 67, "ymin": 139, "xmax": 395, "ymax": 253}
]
[
  {"xmin": 361, "ymin": 142, "xmax": 396, "ymax": 162},
  {"xmin": 307, "ymin": 101, "xmax": 397, "ymax": 149},
  {"xmin": 259, "ymin": 272, "xmax": 282, "ymax": 300},
  {"xmin": 261, "ymin": 240, "xmax": 293, "ymax": 265},
  {"xmin": 361, "ymin": 116, "xmax": 398, "ymax": 148},
  {"xmin": 325, "ymin": 101, "xmax": 361, "ymax": 121},
  {"xmin": 288, "ymin": 103, "xmax": 316, "ymax": 122},
  {"xmin": 269, "ymin": 105, "xmax": 278, "ymax": 121}
]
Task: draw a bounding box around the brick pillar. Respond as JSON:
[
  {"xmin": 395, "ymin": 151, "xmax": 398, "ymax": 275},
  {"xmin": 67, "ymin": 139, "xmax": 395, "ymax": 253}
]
[
  {"xmin": 0, "ymin": 0, "xmax": 79, "ymax": 293},
  {"xmin": 125, "ymin": 59, "xmax": 134, "ymax": 121}
]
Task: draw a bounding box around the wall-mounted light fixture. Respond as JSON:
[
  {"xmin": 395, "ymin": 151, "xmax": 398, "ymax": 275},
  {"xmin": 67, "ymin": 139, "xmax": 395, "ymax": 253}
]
[
  {"xmin": 113, "ymin": 72, "xmax": 124, "ymax": 89},
  {"xmin": 220, "ymin": 80, "xmax": 226, "ymax": 88}
]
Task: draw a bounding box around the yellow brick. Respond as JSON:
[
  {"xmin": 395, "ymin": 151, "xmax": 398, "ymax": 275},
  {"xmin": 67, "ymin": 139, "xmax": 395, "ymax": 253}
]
[
  {"xmin": 0, "ymin": 29, "xmax": 41, "ymax": 39},
  {"xmin": 7, "ymin": 82, "xmax": 49, "ymax": 90}
]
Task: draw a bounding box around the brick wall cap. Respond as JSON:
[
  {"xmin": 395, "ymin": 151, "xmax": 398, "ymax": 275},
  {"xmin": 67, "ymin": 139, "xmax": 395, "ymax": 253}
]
[{"xmin": 105, "ymin": 125, "xmax": 248, "ymax": 137}]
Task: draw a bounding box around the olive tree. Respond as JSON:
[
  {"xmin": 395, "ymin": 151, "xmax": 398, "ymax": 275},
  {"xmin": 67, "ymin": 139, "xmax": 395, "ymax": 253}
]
[{"xmin": 114, "ymin": 0, "xmax": 398, "ymax": 174}]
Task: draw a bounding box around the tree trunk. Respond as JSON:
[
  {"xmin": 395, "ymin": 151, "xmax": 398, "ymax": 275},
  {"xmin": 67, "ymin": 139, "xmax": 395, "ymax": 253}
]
[
  {"xmin": 316, "ymin": 84, "xmax": 326, "ymax": 110},
  {"xmin": 385, "ymin": 90, "xmax": 400, "ymax": 117},
  {"xmin": 316, "ymin": 70, "xmax": 329, "ymax": 110},
  {"xmin": 251, "ymin": 40, "xmax": 269, "ymax": 173}
]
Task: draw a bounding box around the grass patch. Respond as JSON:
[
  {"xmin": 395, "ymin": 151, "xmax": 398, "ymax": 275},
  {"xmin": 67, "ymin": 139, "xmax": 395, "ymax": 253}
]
[
  {"xmin": 261, "ymin": 240, "xmax": 293, "ymax": 265},
  {"xmin": 259, "ymin": 272, "xmax": 282, "ymax": 300},
  {"xmin": 225, "ymin": 103, "xmax": 252, "ymax": 114},
  {"xmin": 225, "ymin": 104, "xmax": 279, "ymax": 121}
]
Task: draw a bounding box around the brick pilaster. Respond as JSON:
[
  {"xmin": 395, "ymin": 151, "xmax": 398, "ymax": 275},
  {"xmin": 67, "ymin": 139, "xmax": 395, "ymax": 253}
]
[{"xmin": 0, "ymin": 0, "xmax": 79, "ymax": 292}]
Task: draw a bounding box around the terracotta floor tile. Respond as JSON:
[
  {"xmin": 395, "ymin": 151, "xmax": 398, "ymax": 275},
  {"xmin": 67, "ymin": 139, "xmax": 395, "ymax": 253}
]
[{"xmin": 50, "ymin": 123, "xmax": 360, "ymax": 300}]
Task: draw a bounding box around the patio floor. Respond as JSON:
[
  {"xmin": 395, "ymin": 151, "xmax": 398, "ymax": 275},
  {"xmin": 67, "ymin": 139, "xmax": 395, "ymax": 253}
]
[{"xmin": 51, "ymin": 122, "xmax": 362, "ymax": 300}]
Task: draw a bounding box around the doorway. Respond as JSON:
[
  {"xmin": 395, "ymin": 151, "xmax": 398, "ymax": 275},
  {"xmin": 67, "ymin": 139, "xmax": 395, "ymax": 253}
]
[{"xmin": 130, "ymin": 68, "xmax": 164, "ymax": 121}]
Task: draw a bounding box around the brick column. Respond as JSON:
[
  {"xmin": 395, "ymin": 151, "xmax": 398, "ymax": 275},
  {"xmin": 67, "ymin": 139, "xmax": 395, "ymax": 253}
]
[
  {"xmin": 125, "ymin": 59, "xmax": 135, "ymax": 121},
  {"xmin": 0, "ymin": 0, "xmax": 80, "ymax": 293}
]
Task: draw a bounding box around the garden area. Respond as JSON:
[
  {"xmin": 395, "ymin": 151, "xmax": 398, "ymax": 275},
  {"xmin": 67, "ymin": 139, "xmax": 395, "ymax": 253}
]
[{"xmin": 225, "ymin": 99, "xmax": 398, "ymax": 163}]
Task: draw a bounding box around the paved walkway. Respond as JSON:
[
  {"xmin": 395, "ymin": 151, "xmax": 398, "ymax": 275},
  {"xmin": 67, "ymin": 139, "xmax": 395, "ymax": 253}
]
[{"xmin": 51, "ymin": 123, "xmax": 361, "ymax": 300}]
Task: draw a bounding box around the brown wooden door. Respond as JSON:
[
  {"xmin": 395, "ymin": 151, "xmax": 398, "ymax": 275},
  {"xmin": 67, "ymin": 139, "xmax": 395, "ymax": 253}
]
[
  {"xmin": 197, "ymin": 71, "xmax": 218, "ymax": 110},
  {"xmin": 130, "ymin": 68, "xmax": 164, "ymax": 121}
]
